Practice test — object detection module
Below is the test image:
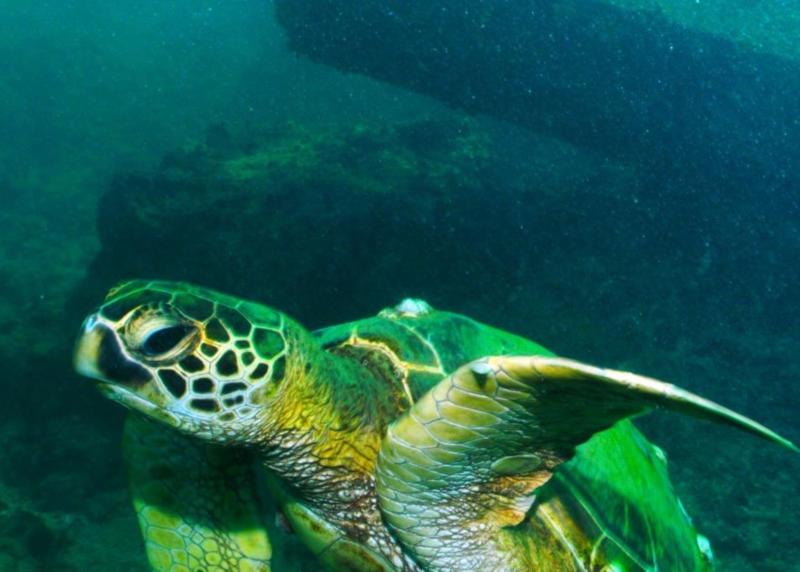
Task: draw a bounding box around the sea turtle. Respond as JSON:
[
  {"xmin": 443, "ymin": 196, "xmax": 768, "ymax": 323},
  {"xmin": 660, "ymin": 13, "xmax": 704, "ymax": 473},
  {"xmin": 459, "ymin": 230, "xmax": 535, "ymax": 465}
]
[{"xmin": 74, "ymin": 280, "xmax": 795, "ymax": 572}]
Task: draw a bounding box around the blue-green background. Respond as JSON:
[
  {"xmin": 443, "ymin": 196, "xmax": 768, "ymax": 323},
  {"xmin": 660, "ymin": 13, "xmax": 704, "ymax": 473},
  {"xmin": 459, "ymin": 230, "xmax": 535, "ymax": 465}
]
[{"xmin": 1, "ymin": 1, "xmax": 798, "ymax": 570}]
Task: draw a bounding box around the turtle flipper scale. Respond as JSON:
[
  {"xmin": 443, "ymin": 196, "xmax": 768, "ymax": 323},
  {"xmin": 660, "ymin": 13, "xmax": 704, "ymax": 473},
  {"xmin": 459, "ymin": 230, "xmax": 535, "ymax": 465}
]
[
  {"xmin": 124, "ymin": 414, "xmax": 271, "ymax": 571},
  {"xmin": 376, "ymin": 355, "xmax": 796, "ymax": 571}
]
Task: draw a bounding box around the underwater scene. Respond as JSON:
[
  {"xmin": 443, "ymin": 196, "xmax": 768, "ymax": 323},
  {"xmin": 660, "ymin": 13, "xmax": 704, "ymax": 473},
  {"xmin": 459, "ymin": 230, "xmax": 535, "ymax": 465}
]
[{"xmin": 1, "ymin": 1, "xmax": 799, "ymax": 570}]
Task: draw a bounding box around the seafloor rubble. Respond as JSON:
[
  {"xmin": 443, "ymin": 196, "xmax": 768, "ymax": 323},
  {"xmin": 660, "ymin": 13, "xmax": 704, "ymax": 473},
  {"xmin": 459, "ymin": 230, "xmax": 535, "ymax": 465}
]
[{"xmin": 3, "ymin": 118, "xmax": 797, "ymax": 570}]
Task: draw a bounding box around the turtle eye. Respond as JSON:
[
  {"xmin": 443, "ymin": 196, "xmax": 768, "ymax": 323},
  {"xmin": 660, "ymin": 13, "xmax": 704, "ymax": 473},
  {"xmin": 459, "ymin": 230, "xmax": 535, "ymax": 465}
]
[
  {"xmin": 141, "ymin": 324, "xmax": 193, "ymax": 357},
  {"xmin": 124, "ymin": 304, "xmax": 198, "ymax": 362}
]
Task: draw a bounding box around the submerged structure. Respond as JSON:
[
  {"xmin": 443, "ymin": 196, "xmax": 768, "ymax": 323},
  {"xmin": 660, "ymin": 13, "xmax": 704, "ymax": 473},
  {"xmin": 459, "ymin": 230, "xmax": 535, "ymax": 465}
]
[
  {"xmin": 274, "ymin": 0, "xmax": 800, "ymax": 189},
  {"xmin": 77, "ymin": 120, "xmax": 509, "ymax": 326}
]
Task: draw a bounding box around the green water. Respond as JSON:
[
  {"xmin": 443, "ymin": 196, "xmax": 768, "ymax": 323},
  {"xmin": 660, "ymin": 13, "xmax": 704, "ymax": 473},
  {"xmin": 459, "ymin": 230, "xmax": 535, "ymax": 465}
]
[{"xmin": 1, "ymin": 1, "xmax": 798, "ymax": 570}]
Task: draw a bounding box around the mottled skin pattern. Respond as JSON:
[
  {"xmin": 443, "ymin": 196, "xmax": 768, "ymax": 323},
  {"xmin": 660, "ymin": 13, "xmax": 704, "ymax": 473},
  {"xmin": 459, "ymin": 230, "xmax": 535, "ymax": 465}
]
[
  {"xmin": 74, "ymin": 281, "xmax": 796, "ymax": 572},
  {"xmin": 123, "ymin": 416, "xmax": 271, "ymax": 571}
]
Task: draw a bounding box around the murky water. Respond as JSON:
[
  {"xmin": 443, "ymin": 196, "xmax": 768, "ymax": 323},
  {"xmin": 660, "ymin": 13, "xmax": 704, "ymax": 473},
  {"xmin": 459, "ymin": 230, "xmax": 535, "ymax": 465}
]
[{"xmin": 1, "ymin": 2, "xmax": 798, "ymax": 570}]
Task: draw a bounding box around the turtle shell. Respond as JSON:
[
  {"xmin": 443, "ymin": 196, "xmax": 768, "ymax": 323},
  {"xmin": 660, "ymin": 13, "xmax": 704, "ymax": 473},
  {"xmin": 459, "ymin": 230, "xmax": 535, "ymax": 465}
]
[{"xmin": 314, "ymin": 301, "xmax": 712, "ymax": 571}]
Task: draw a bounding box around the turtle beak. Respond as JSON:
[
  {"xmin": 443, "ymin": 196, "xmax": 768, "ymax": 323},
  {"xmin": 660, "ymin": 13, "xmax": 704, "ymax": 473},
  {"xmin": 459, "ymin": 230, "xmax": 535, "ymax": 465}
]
[
  {"xmin": 74, "ymin": 313, "xmax": 151, "ymax": 386},
  {"xmin": 74, "ymin": 313, "xmax": 105, "ymax": 380}
]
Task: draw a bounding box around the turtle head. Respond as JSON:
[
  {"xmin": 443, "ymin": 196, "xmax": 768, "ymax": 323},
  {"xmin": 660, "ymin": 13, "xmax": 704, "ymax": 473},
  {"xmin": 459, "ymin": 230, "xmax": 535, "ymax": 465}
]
[{"xmin": 74, "ymin": 280, "xmax": 299, "ymax": 443}]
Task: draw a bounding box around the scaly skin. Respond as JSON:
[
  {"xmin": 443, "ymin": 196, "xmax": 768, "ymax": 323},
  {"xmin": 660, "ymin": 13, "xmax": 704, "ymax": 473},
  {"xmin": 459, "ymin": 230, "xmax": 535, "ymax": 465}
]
[
  {"xmin": 318, "ymin": 311, "xmax": 713, "ymax": 571},
  {"xmin": 74, "ymin": 280, "xmax": 420, "ymax": 570},
  {"xmin": 74, "ymin": 281, "xmax": 796, "ymax": 571},
  {"xmin": 123, "ymin": 415, "xmax": 272, "ymax": 572},
  {"xmin": 250, "ymin": 318, "xmax": 421, "ymax": 570}
]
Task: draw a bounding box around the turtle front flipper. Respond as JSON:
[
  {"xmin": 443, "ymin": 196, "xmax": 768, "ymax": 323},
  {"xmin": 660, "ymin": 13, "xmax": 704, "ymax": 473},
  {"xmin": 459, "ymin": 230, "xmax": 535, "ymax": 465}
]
[
  {"xmin": 124, "ymin": 414, "xmax": 271, "ymax": 572},
  {"xmin": 376, "ymin": 356, "xmax": 796, "ymax": 571}
]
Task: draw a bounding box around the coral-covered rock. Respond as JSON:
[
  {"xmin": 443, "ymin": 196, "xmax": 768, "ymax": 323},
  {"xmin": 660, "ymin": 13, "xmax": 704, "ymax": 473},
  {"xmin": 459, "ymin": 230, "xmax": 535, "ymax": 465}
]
[{"xmin": 77, "ymin": 120, "xmax": 515, "ymax": 328}]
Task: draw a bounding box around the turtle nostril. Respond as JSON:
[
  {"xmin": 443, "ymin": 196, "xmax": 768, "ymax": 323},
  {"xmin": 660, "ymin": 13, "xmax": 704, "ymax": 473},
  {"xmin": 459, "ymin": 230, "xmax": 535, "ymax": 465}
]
[{"xmin": 82, "ymin": 313, "xmax": 98, "ymax": 333}]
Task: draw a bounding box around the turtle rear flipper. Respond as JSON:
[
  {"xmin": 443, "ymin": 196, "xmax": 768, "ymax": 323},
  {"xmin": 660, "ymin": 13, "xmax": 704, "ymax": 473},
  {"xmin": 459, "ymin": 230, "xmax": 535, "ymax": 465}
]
[
  {"xmin": 124, "ymin": 414, "xmax": 271, "ymax": 571},
  {"xmin": 376, "ymin": 356, "xmax": 796, "ymax": 571}
]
